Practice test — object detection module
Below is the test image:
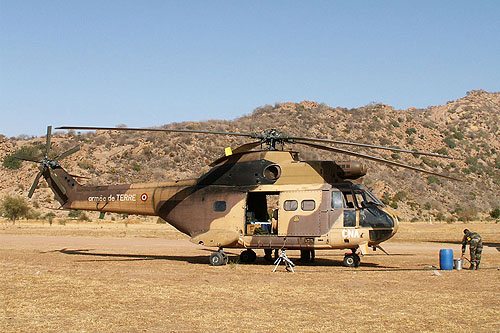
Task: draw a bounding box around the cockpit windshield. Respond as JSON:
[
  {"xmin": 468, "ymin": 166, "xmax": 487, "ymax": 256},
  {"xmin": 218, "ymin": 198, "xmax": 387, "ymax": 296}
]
[{"xmin": 354, "ymin": 189, "xmax": 384, "ymax": 208}]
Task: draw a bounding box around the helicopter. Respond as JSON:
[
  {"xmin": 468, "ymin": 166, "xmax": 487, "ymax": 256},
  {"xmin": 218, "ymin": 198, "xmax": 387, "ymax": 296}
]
[{"xmin": 20, "ymin": 125, "xmax": 459, "ymax": 267}]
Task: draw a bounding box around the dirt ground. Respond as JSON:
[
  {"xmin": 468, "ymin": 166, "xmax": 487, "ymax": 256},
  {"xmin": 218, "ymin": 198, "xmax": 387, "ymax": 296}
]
[{"xmin": 1, "ymin": 219, "xmax": 499, "ymax": 332}]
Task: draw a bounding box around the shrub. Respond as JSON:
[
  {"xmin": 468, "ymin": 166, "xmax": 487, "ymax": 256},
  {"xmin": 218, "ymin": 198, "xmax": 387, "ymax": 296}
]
[
  {"xmin": 26, "ymin": 209, "xmax": 41, "ymax": 220},
  {"xmin": 490, "ymin": 208, "xmax": 500, "ymax": 219},
  {"xmin": 405, "ymin": 128, "xmax": 417, "ymax": 136},
  {"xmin": 465, "ymin": 157, "xmax": 478, "ymax": 167},
  {"xmin": 381, "ymin": 192, "xmax": 391, "ymax": 205},
  {"xmin": 423, "ymin": 121, "xmax": 436, "ymax": 129},
  {"xmin": 494, "ymin": 158, "xmax": 500, "ymax": 169},
  {"xmin": 44, "ymin": 212, "xmax": 56, "ymax": 225},
  {"xmin": 78, "ymin": 160, "xmax": 94, "ymax": 170},
  {"xmin": 434, "ymin": 212, "xmax": 445, "ymax": 221},
  {"xmin": 389, "ymin": 120, "xmax": 400, "ymax": 128},
  {"xmin": 392, "ymin": 191, "xmax": 407, "ymax": 202},
  {"xmin": 78, "ymin": 212, "xmax": 90, "ymax": 221},
  {"xmin": 453, "ymin": 131, "xmax": 464, "ymax": 140},
  {"xmin": 427, "ymin": 176, "xmax": 441, "ymax": 185},
  {"xmin": 435, "ymin": 148, "xmax": 448, "ymax": 156},
  {"xmin": 18, "ymin": 145, "xmax": 42, "ymax": 160},
  {"xmin": 422, "ymin": 157, "xmax": 439, "ymax": 168},
  {"xmin": 443, "ymin": 136, "xmax": 456, "ymax": 149},
  {"xmin": 68, "ymin": 210, "xmax": 82, "ymax": 218},
  {"xmin": 2, "ymin": 154, "xmax": 22, "ymax": 169},
  {"xmin": 457, "ymin": 207, "xmax": 478, "ymax": 222},
  {"xmin": 1, "ymin": 195, "xmax": 30, "ymax": 224}
]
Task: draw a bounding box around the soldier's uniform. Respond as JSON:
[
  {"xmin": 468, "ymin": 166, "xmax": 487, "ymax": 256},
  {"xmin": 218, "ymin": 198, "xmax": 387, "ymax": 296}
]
[{"xmin": 461, "ymin": 229, "xmax": 483, "ymax": 270}]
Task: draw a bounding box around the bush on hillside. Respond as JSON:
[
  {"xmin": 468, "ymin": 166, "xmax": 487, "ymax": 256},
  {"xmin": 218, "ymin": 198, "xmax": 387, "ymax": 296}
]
[
  {"xmin": 2, "ymin": 154, "xmax": 22, "ymax": 169},
  {"xmin": 443, "ymin": 136, "xmax": 456, "ymax": 149}
]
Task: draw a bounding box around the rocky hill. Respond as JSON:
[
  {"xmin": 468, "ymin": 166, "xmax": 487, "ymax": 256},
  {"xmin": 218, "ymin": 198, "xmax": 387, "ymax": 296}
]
[{"xmin": 1, "ymin": 90, "xmax": 499, "ymax": 222}]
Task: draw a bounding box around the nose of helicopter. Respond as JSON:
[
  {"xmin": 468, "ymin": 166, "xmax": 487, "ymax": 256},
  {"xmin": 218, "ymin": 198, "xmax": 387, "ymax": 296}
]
[
  {"xmin": 366, "ymin": 207, "xmax": 400, "ymax": 245},
  {"xmin": 391, "ymin": 213, "xmax": 400, "ymax": 235}
]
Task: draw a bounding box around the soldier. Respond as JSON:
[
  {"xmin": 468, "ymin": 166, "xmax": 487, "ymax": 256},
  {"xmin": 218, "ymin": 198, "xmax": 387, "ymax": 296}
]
[{"xmin": 461, "ymin": 229, "xmax": 483, "ymax": 270}]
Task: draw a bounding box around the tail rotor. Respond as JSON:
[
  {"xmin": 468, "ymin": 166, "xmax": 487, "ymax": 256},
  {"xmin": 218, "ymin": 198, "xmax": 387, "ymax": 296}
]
[{"xmin": 15, "ymin": 126, "xmax": 80, "ymax": 198}]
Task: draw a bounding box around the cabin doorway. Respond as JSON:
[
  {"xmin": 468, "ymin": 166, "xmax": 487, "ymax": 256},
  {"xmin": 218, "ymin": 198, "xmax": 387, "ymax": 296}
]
[{"xmin": 245, "ymin": 192, "xmax": 279, "ymax": 235}]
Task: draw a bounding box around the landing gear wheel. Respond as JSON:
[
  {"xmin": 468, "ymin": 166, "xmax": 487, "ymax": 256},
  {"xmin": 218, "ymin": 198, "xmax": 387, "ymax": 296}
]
[
  {"xmin": 353, "ymin": 253, "xmax": 360, "ymax": 267},
  {"xmin": 264, "ymin": 249, "xmax": 273, "ymax": 262},
  {"xmin": 209, "ymin": 251, "xmax": 227, "ymax": 266},
  {"xmin": 343, "ymin": 253, "xmax": 361, "ymax": 268},
  {"xmin": 221, "ymin": 251, "xmax": 228, "ymax": 264},
  {"xmin": 240, "ymin": 249, "xmax": 257, "ymax": 263}
]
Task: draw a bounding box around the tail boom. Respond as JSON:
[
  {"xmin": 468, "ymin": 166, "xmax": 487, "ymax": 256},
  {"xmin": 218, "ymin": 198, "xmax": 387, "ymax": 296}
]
[{"xmin": 43, "ymin": 166, "xmax": 196, "ymax": 217}]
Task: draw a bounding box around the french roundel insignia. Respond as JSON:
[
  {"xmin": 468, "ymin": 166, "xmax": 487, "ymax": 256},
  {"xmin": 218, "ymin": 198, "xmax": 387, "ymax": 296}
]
[{"xmin": 141, "ymin": 193, "xmax": 148, "ymax": 202}]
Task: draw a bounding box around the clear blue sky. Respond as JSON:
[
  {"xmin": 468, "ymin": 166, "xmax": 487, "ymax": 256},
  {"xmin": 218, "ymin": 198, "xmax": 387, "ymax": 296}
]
[{"xmin": 1, "ymin": 1, "xmax": 499, "ymax": 138}]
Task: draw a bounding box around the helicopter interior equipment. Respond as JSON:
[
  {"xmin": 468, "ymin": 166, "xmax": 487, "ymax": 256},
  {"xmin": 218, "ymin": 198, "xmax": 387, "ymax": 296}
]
[{"xmin": 20, "ymin": 125, "xmax": 459, "ymax": 267}]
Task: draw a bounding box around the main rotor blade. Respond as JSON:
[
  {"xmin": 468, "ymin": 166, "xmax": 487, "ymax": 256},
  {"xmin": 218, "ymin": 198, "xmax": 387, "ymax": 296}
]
[
  {"xmin": 56, "ymin": 126, "xmax": 256, "ymax": 139},
  {"xmin": 232, "ymin": 141, "xmax": 262, "ymax": 154},
  {"xmin": 295, "ymin": 140, "xmax": 459, "ymax": 181},
  {"xmin": 289, "ymin": 136, "xmax": 459, "ymax": 160},
  {"xmin": 69, "ymin": 174, "xmax": 90, "ymax": 179},
  {"xmin": 28, "ymin": 171, "xmax": 43, "ymax": 198},
  {"xmin": 55, "ymin": 145, "xmax": 80, "ymax": 161},
  {"xmin": 13, "ymin": 156, "xmax": 40, "ymax": 163},
  {"xmin": 46, "ymin": 126, "xmax": 52, "ymax": 156},
  {"xmin": 209, "ymin": 141, "xmax": 262, "ymax": 167}
]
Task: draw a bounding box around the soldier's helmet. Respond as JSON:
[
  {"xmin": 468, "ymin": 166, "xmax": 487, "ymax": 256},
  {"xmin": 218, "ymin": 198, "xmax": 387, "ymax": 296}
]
[{"xmin": 463, "ymin": 229, "xmax": 470, "ymax": 235}]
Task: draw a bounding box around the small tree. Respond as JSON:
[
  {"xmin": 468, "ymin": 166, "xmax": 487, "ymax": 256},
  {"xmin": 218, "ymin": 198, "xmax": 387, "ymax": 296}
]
[
  {"xmin": 490, "ymin": 208, "xmax": 500, "ymax": 219},
  {"xmin": 44, "ymin": 212, "xmax": 56, "ymax": 225},
  {"xmin": 1, "ymin": 195, "xmax": 30, "ymax": 224}
]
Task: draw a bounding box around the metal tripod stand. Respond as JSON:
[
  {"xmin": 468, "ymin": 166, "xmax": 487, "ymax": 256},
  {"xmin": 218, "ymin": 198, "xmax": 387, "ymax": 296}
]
[{"xmin": 273, "ymin": 249, "xmax": 295, "ymax": 272}]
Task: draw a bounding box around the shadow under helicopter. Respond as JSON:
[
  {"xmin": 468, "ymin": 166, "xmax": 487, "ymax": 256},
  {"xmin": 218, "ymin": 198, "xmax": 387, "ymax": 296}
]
[{"xmin": 56, "ymin": 248, "xmax": 418, "ymax": 269}]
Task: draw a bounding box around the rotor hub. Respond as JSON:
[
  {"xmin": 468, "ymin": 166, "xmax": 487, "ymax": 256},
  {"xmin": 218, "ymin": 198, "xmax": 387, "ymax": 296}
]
[
  {"xmin": 255, "ymin": 129, "xmax": 294, "ymax": 150},
  {"xmin": 40, "ymin": 158, "xmax": 59, "ymax": 170}
]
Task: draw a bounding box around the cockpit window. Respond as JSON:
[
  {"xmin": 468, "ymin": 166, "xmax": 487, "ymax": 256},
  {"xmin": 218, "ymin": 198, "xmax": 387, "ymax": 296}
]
[
  {"xmin": 353, "ymin": 189, "xmax": 384, "ymax": 208},
  {"xmin": 360, "ymin": 207, "xmax": 394, "ymax": 228},
  {"xmin": 331, "ymin": 191, "xmax": 344, "ymax": 209},
  {"xmin": 342, "ymin": 192, "xmax": 355, "ymax": 209},
  {"xmin": 336, "ymin": 185, "xmax": 384, "ymax": 209}
]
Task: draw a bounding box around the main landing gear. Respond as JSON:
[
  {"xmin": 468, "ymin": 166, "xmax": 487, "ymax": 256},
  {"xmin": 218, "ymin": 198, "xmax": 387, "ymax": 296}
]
[
  {"xmin": 208, "ymin": 248, "xmax": 258, "ymax": 266},
  {"xmin": 239, "ymin": 249, "xmax": 257, "ymax": 263},
  {"xmin": 343, "ymin": 252, "xmax": 361, "ymax": 268},
  {"xmin": 209, "ymin": 248, "xmax": 228, "ymax": 266}
]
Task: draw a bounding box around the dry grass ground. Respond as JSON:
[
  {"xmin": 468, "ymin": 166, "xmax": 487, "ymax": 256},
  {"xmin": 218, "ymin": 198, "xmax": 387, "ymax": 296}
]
[{"xmin": 1, "ymin": 219, "xmax": 499, "ymax": 332}]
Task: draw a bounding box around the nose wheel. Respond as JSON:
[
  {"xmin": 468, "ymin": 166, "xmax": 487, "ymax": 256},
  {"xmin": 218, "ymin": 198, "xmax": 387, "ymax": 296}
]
[{"xmin": 343, "ymin": 253, "xmax": 361, "ymax": 267}]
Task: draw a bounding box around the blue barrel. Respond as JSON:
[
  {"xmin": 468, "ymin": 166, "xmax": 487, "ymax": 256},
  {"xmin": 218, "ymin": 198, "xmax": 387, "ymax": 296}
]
[{"xmin": 439, "ymin": 249, "xmax": 454, "ymax": 270}]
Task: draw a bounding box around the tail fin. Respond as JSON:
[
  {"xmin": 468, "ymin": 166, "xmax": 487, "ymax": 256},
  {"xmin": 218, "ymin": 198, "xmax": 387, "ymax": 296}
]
[{"xmin": 41, "ymin": 164, "xmax": 81, "ymax": 206}]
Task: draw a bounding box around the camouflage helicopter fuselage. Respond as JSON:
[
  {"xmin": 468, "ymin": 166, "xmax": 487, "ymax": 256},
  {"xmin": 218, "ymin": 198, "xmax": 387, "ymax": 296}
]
[{"xmin": 43, "ymin": 150, "xmax": 398, "ymax": 253}]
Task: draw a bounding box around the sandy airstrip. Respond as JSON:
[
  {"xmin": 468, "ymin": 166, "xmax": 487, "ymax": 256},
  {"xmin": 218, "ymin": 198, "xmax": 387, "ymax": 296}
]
[{"xmin": 1, "ymin": 220, "xmax": 499, "ymax": 332}]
